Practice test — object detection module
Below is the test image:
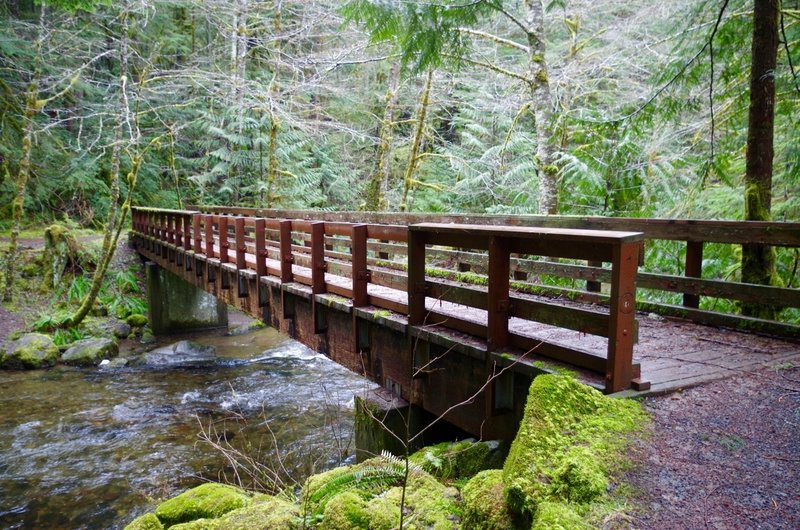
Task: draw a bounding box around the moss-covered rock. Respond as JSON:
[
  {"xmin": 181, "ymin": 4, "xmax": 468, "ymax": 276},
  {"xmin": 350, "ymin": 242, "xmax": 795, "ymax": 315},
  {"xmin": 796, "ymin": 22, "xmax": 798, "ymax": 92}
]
[
  {"xmin": 319, "ymin": 491, "xmax": 371, "ymax": 530},
  {"xmin": 124, "ymin": 512, "xmax": 164, "ymax": 530},
  {"xmin": 502, "ymin": 374, "xmax": 645, "ymax": 523},
  {"xmin": 461, "ymin": 469, "xmax": 517, "ymax": 530},
  {"xmin": 61, "ymin": 337, "xmax": 118, "ymax": 366},
  {"xmin": 410, "ymin": 439, "xmax": 505, "ymax": 481},
  {"xmin": 304, "ymin": 455, "xmax": 459, "ymax": 529},
  {"xmin": 550, "ymin": 446, "xmax": 607, "ymax": 503},
  {"xmin": 41, "ymin": 223, "xmax": 78, "ymax": 290},
  {"xmin": 530, "ymin": 501, "xmax": 589, "ymax": 530},
  {"xmin": 381, "ymin": 471, "xmax": 460, "ymax": 529},
  {"xmin": 166, "ymin": 495, "xmax": 300, "ymax": 530},
  {"xmin": 154, "ymin": 483, "xmax": 251, "ymax": 528},
  {"xmin": 0, "ymin": 333, "xmax": 59, "ymax": 369},
  {"xmin": 127, "ymin": 313, "xmax": 149, "ymax": 327}
]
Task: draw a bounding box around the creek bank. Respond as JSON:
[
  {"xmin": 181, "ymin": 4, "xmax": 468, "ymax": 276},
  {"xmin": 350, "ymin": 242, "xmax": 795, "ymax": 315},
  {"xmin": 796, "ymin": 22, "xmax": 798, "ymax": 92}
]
[{"xmin": 124, "ymin": 374, "xmax": 646, "ymax": 529}]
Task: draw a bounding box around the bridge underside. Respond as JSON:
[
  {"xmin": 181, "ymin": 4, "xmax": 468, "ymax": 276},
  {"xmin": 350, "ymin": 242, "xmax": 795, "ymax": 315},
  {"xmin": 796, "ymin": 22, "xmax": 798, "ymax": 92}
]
[{"xmin": 133, "ymin": 234, "xmax": 800, "ymax": 440}]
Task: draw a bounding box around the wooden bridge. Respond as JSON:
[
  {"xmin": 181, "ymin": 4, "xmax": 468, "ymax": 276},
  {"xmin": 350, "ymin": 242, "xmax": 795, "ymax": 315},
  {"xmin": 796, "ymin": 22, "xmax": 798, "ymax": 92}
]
[{"xmin": 130, "ymin": 206, "xmax": 800, "ymax": 440}]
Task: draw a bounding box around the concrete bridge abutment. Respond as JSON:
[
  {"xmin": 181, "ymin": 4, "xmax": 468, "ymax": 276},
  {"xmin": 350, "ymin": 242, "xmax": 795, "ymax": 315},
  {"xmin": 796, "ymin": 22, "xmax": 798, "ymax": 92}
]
[{"xmin": 145, "ymin": 262, "xmax": 228, "ymax": 334}]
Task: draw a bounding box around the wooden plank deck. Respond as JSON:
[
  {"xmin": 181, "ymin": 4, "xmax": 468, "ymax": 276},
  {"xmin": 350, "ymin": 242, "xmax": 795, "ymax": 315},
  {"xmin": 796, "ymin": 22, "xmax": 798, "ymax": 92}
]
[{"xmin": 261, "ymin": 254, "xmax": 799, "ymax": 395}]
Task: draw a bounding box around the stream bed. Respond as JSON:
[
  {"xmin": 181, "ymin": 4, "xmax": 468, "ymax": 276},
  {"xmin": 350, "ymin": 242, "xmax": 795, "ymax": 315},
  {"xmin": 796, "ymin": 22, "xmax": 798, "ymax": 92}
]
[{"xmin": 0, "ymin": 326, "xmax": 376, "ymax": 529}]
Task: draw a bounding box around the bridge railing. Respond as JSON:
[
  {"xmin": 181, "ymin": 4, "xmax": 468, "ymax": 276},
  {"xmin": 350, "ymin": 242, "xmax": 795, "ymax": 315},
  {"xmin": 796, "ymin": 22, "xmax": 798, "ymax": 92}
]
[
  {"xmin": 186, "ymin": 206, "xmax": 800, "ymax": 338},
  {"xmin": 131, "ymin": 207, "xmax": 649, "ymax": 392}
]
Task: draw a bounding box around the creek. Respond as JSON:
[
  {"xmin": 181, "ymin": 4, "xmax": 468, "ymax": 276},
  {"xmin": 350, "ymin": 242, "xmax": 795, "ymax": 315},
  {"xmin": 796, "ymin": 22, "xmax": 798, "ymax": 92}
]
[{"xmin": 0, "ymin": 325, "xmax": 377, "ymax": 529}]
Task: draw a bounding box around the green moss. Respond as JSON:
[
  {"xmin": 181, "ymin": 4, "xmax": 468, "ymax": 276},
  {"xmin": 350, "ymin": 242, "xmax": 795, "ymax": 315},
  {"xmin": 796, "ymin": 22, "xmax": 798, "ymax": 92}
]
[
  {"xmin": 409, "ymin": 439, "xmax": 500, "ymax": 481},
  {"xmin": 502, "ymin": 374, "xmax": 646, "ymax": 523},
  {"xmin": 372, "ymin": 309, "xmax": 391, "ymax": 319},
  {"xmin": 154, "ymin": 483, "xmax": 251, "ymax": 528},
  {"xmin": 461, "ymin": 469, "xmax": 517, "ymax": 530},
  {"xmin": 530, "ymin": 501, "xmax": 589, "ymax": 530},
  {"xmin": 0, "ymin": 332, "xmax": 59, "ymax": 369},
  {"xmin": 199, "ymin": 495, "xmax": 299, "ymax": 530},
  {"xmin": 124, "ymin": 513, "xmax": 164, "ymax": 530},
  {"xmin": 319, "ymin": 491, "xmax": 371, "ymax": 530},
  {"xmin": 127, "ymin": 313, "xmax": 149, "ymax": 327},
  {"xmin": 550, "ymin": 447, "xmax": 607, "ymax": 503},
  {"xmin": 362, "ymin": 495, "xmax": 401, "ymax": 529},
  {"xmin": 382, "ymin": 471, "xmax": 461, "ymax": 529}
]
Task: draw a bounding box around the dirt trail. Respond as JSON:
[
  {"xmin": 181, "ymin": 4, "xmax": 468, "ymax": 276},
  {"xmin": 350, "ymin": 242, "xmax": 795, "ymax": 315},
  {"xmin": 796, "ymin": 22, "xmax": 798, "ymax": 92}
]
[{"xmin": 627, "ymin": 363, "xmax": 800, "ymax": 529}]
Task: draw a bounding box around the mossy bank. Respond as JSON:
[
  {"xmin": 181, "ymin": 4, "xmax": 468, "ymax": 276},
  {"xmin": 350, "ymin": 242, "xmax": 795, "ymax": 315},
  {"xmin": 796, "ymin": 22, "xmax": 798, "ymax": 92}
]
[{"xmin": 124, "ymin": 374, "xmax": 647, "ymax": 529}]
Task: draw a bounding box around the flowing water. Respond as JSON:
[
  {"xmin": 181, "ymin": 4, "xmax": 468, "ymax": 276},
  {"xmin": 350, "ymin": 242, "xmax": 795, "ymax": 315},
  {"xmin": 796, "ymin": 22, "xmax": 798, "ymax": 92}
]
[{"xmin": 0, "ymin": 326, "xmax": 376, "ymax": 529}]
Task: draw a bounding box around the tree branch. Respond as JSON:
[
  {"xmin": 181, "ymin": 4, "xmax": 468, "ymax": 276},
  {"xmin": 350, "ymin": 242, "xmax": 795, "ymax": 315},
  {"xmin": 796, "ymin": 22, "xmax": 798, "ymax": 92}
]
[{"xmin": 457, "ymin": 27, "xmax": 528, "ymax": 53}]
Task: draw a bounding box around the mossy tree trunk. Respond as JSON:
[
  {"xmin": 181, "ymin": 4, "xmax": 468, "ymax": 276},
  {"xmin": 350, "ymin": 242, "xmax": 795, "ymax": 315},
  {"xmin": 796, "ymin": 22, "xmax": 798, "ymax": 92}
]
[
  {"xmin": 525, "ymin": 0, "xmax": 558, "ymax": 215},
  {"xmin": 365, "ymin": 61, "xmax": 401, "ymax": 211},
  {"xmin": 66, "ymin": 3, "xmax": 133, "ymax": 328},
  {"xmin": 265, "ymin": 3, "xmax": 281, "ymax": 208},
  {"xmin": 741, "ymin": 0, "xmax": 778, "ymax": 319},
  {"xmin": 3, "ymin": 3, "xmax": 44, "ymax": 303},
  {"xmin": 399, "ymin": 69, "xmax": 434, "ymax": 213}
]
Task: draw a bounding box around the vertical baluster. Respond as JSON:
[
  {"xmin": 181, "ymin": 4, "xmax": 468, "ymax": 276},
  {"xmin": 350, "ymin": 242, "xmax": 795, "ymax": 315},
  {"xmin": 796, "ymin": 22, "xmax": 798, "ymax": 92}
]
[{"xmin": 683, "ymin": 241, "xmax": 703, "ymax": 308}]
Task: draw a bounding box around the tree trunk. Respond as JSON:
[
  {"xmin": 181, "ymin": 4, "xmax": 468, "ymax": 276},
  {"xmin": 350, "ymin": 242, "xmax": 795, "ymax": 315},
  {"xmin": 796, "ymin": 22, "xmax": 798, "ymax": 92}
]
[
  {"xmin": 525, "ymin": 0, "xmax": 558, "ymax": 215},
  {"xmin": 399, "ymin": 69, "xmax": 433, "ymax": 212},
  {"xmin": 365, "ymin": 61, "xmax": 401, "ymax": 211},
  {"xmin": 66, "ymin": 4, "xmax": 131, "ymax": 327},
  {"xmin": 741, "ymin": 0, "xmax": 778, "ymax": 319},
  {"xmin": 3, "ymin": 2, "xmax": 44, "ymax": 302}
]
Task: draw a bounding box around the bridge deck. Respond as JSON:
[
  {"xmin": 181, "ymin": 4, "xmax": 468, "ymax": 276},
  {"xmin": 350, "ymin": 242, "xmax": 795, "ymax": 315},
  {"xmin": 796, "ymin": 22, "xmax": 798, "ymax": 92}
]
[{"xmin": 270, "ymin": 254, "xmax": 798, "ymax": 395}]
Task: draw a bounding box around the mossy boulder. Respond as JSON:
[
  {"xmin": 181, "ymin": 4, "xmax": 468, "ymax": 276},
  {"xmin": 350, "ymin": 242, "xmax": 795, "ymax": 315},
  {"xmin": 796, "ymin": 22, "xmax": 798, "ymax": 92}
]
[
  {"xmin": 41, "ymin": 223, "xmax": 78, "ymax": 290},
  {"xmin": 410, "ymin": 439, "xmax": 505, "ymax": 481},
  {"xmin": 166, "ymin": 495, "xmax": 300, "ymax": 530},
  {"xmin": 461, "ymin": 469, "xmax": 517, "ymax": 530},
  {"xmin": 127, "ymin": 314, "xmax": 149, "ymax": 328},
  {"xmin": 502, "ymin": 374, "xmax": 645, "ymax": 522},
  {"xmin": 319, "ymin": 491, "xmax": 372, "ymax": 530},
  {"xmin": 303, "ymin": 455, "xmax": 459, "ymax": 529},
  {"xmin": 61, "ymin": 337, "xmax": 118, "ymax": 366},
  {"xmin": 154, "ymin": 483, "xmax": 251, "ymax": 527},
  {"xmin": 124, "ymin": 512, "xmax": 164, "ymax": 530},
  {"xmin": 530, "ymin": 501, "xmax": 589, "ymax": 530},
  {"xmin": 0, "ymin": 333, "xmax": 59, "ymax": 369}
]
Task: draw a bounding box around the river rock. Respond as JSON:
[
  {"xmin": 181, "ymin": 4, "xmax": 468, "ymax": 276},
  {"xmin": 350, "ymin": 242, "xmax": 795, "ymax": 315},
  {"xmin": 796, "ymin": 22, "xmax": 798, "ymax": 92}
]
[
  {"xmin": 145, "ymin": 340, "xmax": 216, "ymax": 367},
  {"xmin": 0, "ymin": 333, "xmax": 60, "ymax": 369},
  {"xmin": 112, "ymin": 321, "xmax": 133, "ymax": 339},
  {"xmin": 127, "ymin": 314, "xmax": 148, "ymax": 327},
  {"xmin": 61, "ymin": 338, "xmax": 119, "ymax": 366}
]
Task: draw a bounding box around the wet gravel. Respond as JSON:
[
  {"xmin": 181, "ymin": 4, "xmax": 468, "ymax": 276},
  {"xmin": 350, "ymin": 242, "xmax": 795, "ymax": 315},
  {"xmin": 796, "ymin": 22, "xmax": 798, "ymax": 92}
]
[{"xmin": 627, "ymin": 363, "xmax": 800, "ymax": 529}]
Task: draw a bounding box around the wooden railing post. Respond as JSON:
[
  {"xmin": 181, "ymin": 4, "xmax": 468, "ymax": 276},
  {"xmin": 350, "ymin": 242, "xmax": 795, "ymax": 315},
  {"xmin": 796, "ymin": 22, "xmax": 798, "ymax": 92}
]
[
  {"xmin": 683, "ymin": 241, "xmax": 703, "ymax": 308},
  {"xmin": 218, "ymin": 216, "xmax": 229, "ymax": 264},
  {"xmin": 487, "ymin": 236, "xmax": 510, "ymax": 351},
  {"xmin": 255, "ymin": 219, "xmax": 268, "ymax": 307},
  {"xmin": 407, "ymin": 229, "xmax": 427, "ymax": 326},
  {"xmin": 193, "ymin": 214, "xmax": 202, "ymax": 253},
  {"xmin": 607, "ymin": 241, "xmax": 641, "ymax": 393},
  {"xmin": 279, "ymin": 220, "xmax": 293, "ymax": 283},
  {"xmin": 204, "ymin": 215, "xmax": 215, "ymax": 259},
  {"xmin": 235, "ymin": 216, "xmax": 247, "ymax": 298},
  {"xmin": 586, "ymin": 260, "xmax": 602, "ymax": 292},
  {"xmin": 487, "ymin": 235, "xmax": 510, "ymax": 416},
  {"xmin": 311, "ymin": 222, "xmax": 326, "ymax": 295},
  {"xmin": 351, "ymin": 224, "xmax": 369, "ymax": 307}
]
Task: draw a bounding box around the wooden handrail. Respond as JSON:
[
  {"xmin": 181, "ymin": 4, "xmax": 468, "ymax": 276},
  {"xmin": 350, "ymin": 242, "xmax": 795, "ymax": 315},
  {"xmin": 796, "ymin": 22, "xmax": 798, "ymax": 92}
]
[{"xmin": 131, "ymin": 207, "xmax": 800, "ymax": 339}]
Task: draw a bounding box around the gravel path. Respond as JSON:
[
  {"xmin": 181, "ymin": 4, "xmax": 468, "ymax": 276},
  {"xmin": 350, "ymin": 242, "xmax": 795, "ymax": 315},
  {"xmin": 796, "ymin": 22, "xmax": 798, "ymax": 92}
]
[{"xmin": 627, "ymin": 363, "xmax": 800, "ymax": 529}]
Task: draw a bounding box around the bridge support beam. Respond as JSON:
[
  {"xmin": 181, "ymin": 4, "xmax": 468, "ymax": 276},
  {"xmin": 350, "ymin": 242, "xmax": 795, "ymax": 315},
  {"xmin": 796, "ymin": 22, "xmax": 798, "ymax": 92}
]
[{"xmin": 146, "ymin": 262, "xmax": 228, "ymax": 334}]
